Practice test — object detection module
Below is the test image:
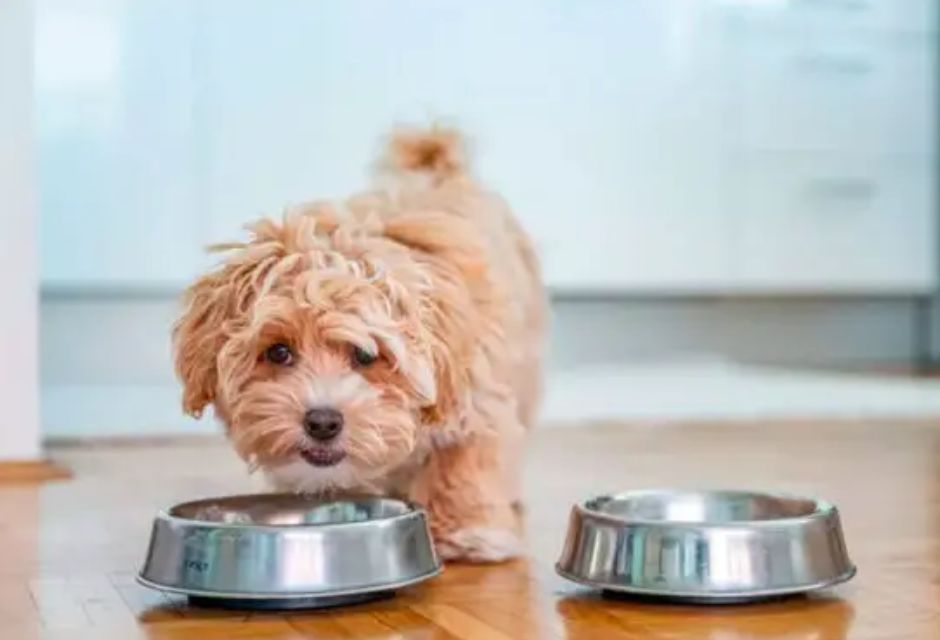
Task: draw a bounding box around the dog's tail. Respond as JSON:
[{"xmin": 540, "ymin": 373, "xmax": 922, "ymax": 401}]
[{"xmin": 379, "ymin": 125, "xmax": 470, "ymax": 183}]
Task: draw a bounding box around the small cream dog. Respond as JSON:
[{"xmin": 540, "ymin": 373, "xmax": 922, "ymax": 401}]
[{"xmin": 172, "ymin": 126, "xmax": 545, "ymax": 562}]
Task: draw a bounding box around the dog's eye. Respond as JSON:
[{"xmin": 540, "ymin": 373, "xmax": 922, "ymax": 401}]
[
  {"xmin": 264, "ymin": 343, "xmax": 294, "ymax": 366},
  {"xmin": 351, "ymin": 345, "xmax": 378, "ymax": 368}
]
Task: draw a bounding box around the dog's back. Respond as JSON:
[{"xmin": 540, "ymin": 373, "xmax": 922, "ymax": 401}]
[{"xmin": 377, "ymin": 126, "xmax": 546, "ymax": 430}]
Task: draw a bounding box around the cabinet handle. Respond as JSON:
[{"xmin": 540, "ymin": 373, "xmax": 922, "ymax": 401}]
[
  {"xmin": 805, "ymin": 177, "xmax": 877, "ymax": 201},
  {"xmin": 793, "ymin": 0, "xmax": 871, "ymax": 13},
  {"xmin": 795, "ymin": 53, "xmax": 873, "ymax": 75}
]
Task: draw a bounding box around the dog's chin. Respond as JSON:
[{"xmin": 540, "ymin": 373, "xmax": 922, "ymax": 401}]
[{"xmin": 263, "ymin": 455, "xmax": 363, "ymax": 494}]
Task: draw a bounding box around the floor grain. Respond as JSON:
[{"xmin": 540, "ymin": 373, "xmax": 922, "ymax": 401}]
[{"xmin": 1, "ymin": 420, "xmax": 938, "ymax": 639}]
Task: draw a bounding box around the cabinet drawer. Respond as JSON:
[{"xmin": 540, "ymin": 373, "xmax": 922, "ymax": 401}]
[
  {"xmin": 732, "ymin": 154, "xmax": 936, "ymax": 291},
  {"xmin": 720, "ymin": 0, "xmax": 937, "ymax": 35},
  {"xmin": 729, "ymin": 35, "xmax": 935, "ymax": 155}
]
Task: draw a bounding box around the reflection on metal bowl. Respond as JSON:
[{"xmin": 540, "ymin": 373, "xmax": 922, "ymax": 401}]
[
  {"xmin": 556, "ymin": 490, "xmax": 855, "ymax": 603},
  {"xmin": 138, "ymin": 493, "xmax": 441, "ymax": 609}
]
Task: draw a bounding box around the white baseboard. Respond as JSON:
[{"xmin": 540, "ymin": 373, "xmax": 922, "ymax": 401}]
[
  {"xmin": 542, "ymin": 360, "xmax": 940, "ymax": 426},
  {"xmin": 40, "ymin": 294, "xmax": 940, "ymax": 438}
]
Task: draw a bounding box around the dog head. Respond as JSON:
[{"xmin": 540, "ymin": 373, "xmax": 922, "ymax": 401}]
[{"xmin": 172, "ymin": 210, "xmax": 456, "ymax": 492}]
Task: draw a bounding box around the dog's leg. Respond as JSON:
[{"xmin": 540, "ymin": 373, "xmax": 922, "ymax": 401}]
[{"xmin": 410, "ymin": 433, "xmax": 522, "ymax": 563}]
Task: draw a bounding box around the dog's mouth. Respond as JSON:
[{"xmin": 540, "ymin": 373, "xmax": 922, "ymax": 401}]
[{"xmin": 299, "ymin": 447, "xmax": 347, "ymax": 467}]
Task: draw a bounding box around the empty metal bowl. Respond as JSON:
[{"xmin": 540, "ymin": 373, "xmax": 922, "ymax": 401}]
[
  {"xmin": 556, "ymin": 490, "xmax": 855, "ymax": 603},
  {"xmin": 138, "ymin": 493, "xmax": 441, "ymax": 609}
]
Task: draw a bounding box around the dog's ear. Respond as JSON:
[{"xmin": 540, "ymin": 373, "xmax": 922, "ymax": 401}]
[
  {"xmin": 397, "ymin": 349, "xmax": 438, "ymax": 408},
  {"xmin": 414, "ymin": 278, "xmax": 481, "ymax": 431},
  {"xmin": 172, "ymin": 273, "xmax": 240, "ymax": 418},
  {"xmin": 418, "ymin": 341, "xmax": 463, "ymax": 427},
  {"xmin": 383, "ymin": 213, "xmax": 498, "ymax": 431}
]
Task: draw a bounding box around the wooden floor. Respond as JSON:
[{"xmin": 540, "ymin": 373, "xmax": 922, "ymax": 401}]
[{"xmin": 2, "ymin": 420, "xmax": 939, "ymax": 639}]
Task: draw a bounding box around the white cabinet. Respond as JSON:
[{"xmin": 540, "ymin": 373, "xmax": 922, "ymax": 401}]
[
  {"xmin": 722, "ymin": 0, "xmax": 936, "ymax": 36},
  {"xmin": 199, "ymin": 1, "xmax": 734, "ymax": 291},
  {"xmin": 35, "ymin": 0, "xmax": 937, "ymax": 294},
  {"xmin": 718, "ymin": 0, "xmax": 937, "ymax": 293},
  {"xmin": 37, "ymin": 0, "xmax": 203, "ymax": 288},
  {"xmin": 732, "ymin": 153, "xmax": 935, "ymax": 291},
  {"xmin": 730, "ymin": 35, "xmax": 934, "ymax": 156}
]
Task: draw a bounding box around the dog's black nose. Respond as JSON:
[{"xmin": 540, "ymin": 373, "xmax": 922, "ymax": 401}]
[{"xmin": 303, "ymin": 407, "xmax": 344, "ymax": 441}]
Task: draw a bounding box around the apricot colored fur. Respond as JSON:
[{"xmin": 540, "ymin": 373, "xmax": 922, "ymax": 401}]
[{"xmin": 173, "ymin": 126, "xmax": 545, "ymax": 561}]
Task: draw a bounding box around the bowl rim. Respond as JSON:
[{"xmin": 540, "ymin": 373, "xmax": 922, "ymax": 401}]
[
  {"xmin": 575, "ymin": 488, "xmax": 838, "ymax": 529},
  {"xmin": 157, "ymin": 492, "xmax": 427, "ymax": 532}
]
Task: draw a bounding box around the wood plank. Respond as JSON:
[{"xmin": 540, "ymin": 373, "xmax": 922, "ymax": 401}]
[
  {"xmin": 0, "ymin": 459, "xmax": 71, "ymax": 483},
  {"xmin": 0, "ymin": 421, "xmax": 936, "ymax": 638}
]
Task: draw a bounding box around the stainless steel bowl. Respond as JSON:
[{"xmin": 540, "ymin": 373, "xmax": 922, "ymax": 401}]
[
  {"xmin": 556, "ymin": 490, "xmax": 855, "ymax": 603},
  {"xmin": 138, "ymin": 493, "xmax": 441, "ymax": 609}
]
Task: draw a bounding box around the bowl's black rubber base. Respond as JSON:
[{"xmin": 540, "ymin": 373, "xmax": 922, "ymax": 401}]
[
  {"xmin": 601, "ymin": 589, "xmax": 798, "ymax": 606},
  {"xmin": 188, "ymin": 590, "xmax": 394, "ymax": 611}
]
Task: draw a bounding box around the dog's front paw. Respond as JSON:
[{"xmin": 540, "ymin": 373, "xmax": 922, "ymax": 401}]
[{"xmin": 435, "ymin": 527, "xmax": 523, "ymax": 563}]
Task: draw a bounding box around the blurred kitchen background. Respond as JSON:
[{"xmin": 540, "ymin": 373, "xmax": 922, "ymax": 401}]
[{"xmin": 2, "ymin": 0, "xmax": 939, "ymax": 457}]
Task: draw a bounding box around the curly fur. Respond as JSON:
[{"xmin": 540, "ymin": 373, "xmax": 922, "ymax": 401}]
[{"xmin": 173, "ymin": 125, "xmax": 545, "ymax": 561}]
